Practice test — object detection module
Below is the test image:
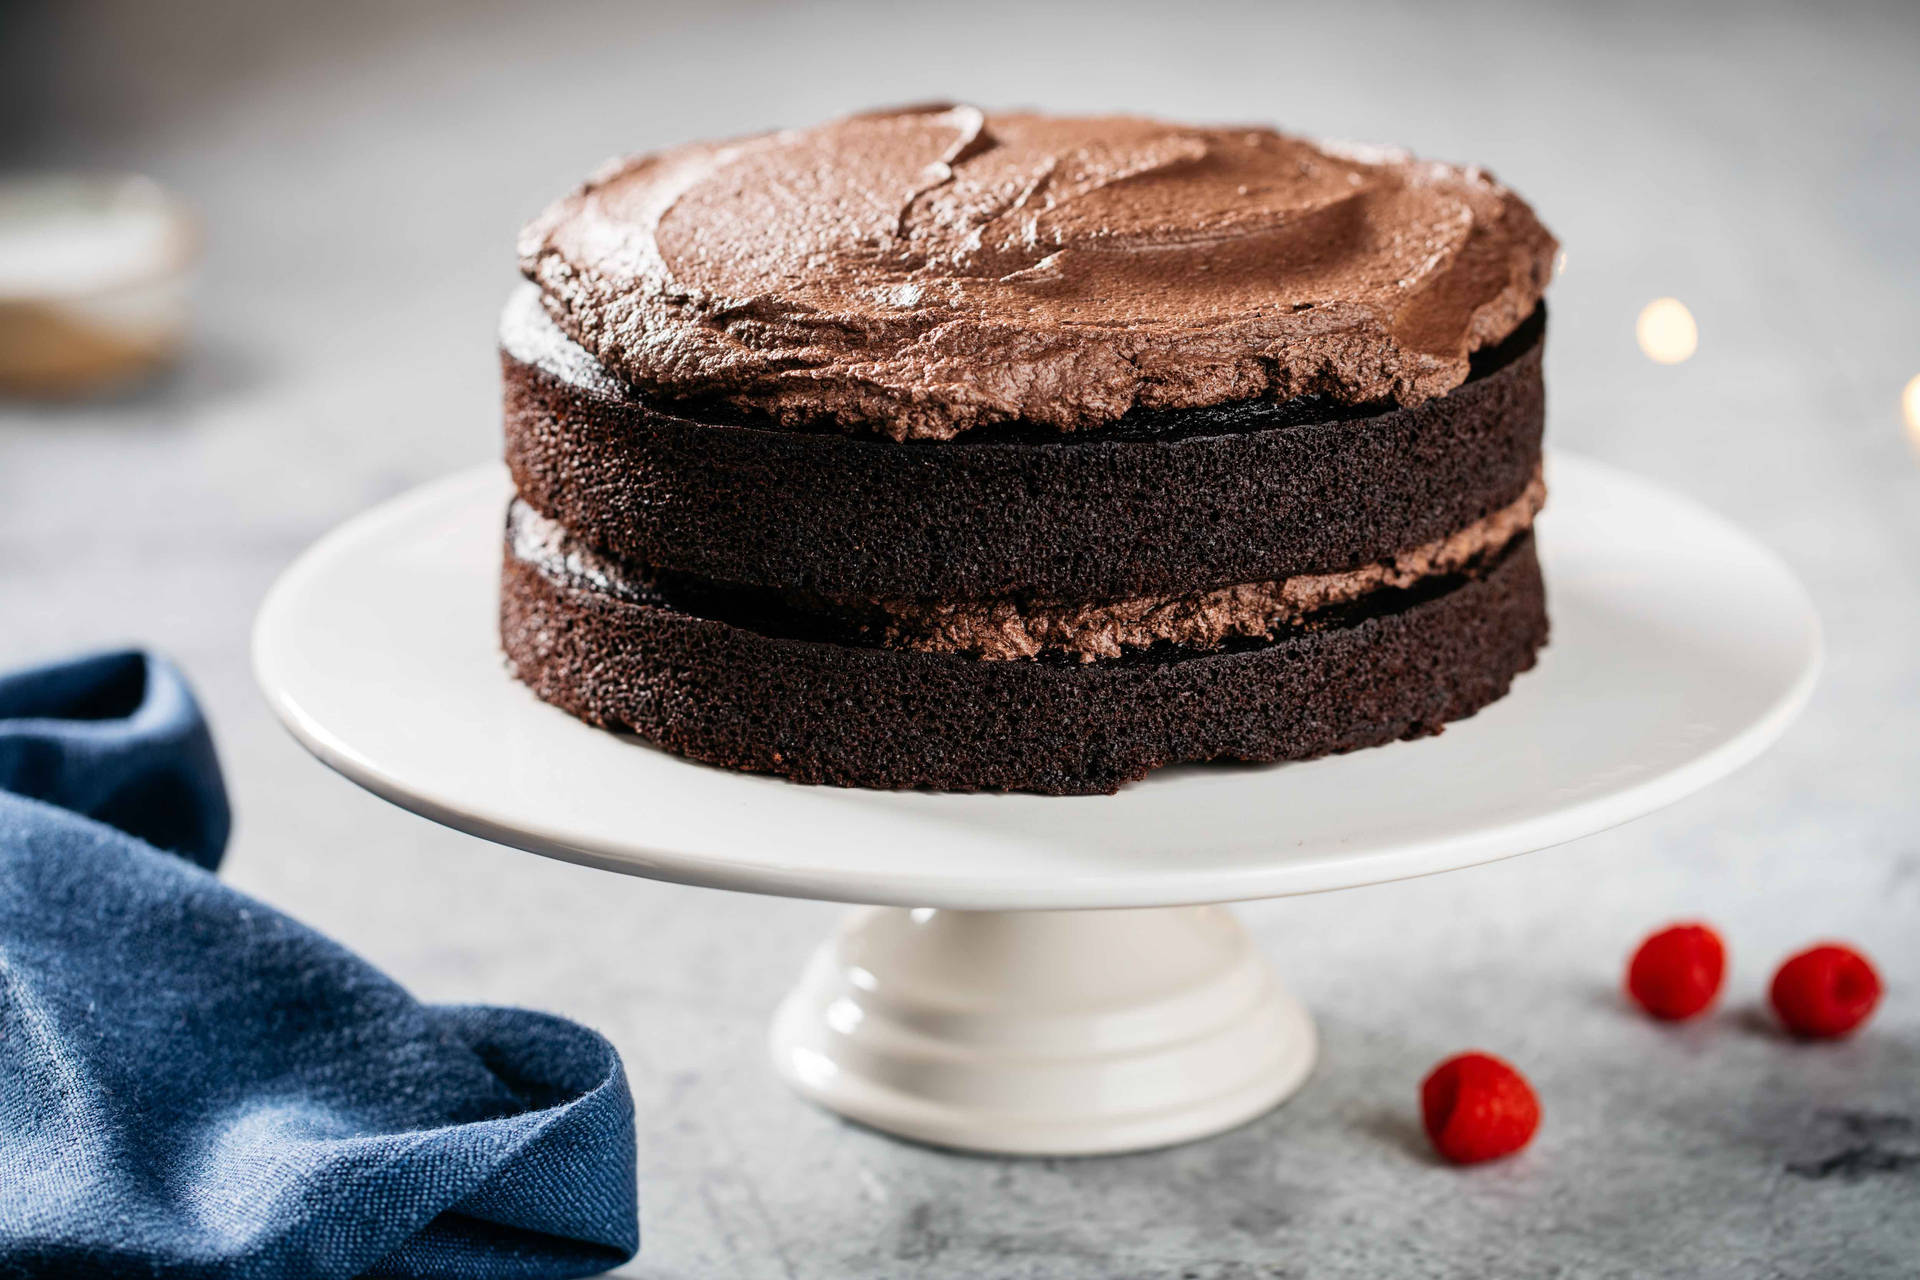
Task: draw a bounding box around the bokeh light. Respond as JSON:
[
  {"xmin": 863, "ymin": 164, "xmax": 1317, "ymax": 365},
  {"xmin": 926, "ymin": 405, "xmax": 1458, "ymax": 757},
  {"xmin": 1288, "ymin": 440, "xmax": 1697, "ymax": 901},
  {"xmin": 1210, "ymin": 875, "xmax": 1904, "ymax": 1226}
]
[
  {"xmin": 1636, "ymin": 297, "xmax": 1698, "ymax": 364},
  {"xmin": 1903, "ymin": 373, "xmax": 1920, "ymax": 455}
]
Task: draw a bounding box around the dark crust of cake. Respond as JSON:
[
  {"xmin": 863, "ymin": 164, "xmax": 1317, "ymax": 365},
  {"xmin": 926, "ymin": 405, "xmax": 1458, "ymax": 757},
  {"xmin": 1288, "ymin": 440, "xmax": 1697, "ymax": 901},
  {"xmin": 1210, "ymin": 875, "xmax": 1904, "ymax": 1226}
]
[
  {"xmin": 499, "ymin": 529, "xmax": 1549, "ymax": 796},
  {"xmin": 502, "ymin": 300, "xmax": 1545, "ymax": 603}
]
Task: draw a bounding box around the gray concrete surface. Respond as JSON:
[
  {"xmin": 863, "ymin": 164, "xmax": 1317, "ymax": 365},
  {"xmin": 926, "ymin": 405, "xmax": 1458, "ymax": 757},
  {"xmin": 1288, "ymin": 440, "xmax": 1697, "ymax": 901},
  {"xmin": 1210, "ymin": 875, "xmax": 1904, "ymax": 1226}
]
[{"xmin": 3, "ymin": 2, "xmax": 1917, "ymax": 1275}]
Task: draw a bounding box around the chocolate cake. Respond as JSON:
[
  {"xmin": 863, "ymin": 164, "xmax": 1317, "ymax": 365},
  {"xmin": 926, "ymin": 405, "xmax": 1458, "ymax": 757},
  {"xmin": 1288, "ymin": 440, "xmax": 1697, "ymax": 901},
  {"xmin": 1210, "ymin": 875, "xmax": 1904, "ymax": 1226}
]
[{"xmin": 499, "ymin": 106, "xmax": 1557, "ymax": 794}]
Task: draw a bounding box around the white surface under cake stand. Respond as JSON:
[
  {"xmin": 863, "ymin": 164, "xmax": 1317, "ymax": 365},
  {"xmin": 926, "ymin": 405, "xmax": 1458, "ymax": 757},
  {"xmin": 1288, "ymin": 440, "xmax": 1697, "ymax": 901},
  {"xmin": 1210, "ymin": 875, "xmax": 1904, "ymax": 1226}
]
[{"xmin": 253, "ymin": 454, "xmax": 1820, "ymax": 1156}]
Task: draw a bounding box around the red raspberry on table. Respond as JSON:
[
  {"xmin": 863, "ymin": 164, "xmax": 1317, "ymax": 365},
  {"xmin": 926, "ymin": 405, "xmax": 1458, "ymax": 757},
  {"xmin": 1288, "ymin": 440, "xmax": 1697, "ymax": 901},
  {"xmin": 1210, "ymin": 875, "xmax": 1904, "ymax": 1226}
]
[
  {"xmin": 1420, "ymin": 1051, "xmax": 1540, "ymax": 1165},
  {"xmin": 1769, "ymin": 943, "xmax": 1882, "ymax": 1039},
  {"xmin": 1627, "ymin": 922, "xmax": 1727, "ymax": 1020}
]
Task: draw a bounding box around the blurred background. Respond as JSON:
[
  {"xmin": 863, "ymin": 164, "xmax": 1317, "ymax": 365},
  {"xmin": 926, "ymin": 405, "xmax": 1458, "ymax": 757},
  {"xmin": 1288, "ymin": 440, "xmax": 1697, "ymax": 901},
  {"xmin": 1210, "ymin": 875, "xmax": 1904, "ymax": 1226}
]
[{"xmin": 3, "ymin": 2, "xmax": 1917, "ymax": 1277}]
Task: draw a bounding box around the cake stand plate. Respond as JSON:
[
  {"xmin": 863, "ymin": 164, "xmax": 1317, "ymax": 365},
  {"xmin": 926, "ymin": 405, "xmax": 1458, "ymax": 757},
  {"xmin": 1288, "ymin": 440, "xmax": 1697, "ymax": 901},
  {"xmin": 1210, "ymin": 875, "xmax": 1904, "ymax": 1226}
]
[{"xmin": 254, "ymin": 454, "xmax": 1820, "ymax": 1155}]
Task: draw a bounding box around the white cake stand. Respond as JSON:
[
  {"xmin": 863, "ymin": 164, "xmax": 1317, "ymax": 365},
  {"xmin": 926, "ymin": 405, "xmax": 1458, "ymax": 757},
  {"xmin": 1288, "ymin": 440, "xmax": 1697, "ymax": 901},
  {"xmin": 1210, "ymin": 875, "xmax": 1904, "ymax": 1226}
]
[{"xmin": 253, "ymin": 454, "xmax": 1820, "ymax": 1156}]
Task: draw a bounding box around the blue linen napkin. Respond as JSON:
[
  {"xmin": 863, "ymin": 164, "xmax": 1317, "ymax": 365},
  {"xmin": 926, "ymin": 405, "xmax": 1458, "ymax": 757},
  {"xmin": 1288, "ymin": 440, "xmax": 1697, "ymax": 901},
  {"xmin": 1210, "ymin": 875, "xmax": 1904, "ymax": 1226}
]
[{"xmin": 0, "ymin": 650, "xmax": 639, "ymax": 1279}]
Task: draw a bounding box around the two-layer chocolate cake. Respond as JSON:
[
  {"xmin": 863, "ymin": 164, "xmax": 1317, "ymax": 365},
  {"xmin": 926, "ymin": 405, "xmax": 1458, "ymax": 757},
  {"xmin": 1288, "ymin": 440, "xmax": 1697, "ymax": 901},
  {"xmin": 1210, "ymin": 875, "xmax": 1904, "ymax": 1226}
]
[{"xmin": 500, "ymin": 106, "xmax": 1557, "ymax": 794}]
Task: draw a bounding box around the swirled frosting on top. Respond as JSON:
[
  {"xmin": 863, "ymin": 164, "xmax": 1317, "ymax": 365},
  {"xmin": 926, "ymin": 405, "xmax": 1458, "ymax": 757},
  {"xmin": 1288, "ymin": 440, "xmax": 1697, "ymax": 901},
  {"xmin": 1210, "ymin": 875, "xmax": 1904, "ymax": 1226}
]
[{"xmin": 519, "ymin": 105, "xmax": 1557, "ymax": 440}]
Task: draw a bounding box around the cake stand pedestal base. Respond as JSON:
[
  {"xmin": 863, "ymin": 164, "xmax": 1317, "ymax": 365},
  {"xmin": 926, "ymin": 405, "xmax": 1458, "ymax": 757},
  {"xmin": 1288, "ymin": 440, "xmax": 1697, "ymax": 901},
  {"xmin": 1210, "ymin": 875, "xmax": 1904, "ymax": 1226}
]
[{"xmin": 769, "ymin": 906, "xmax": 1316, "ymax": 1156}]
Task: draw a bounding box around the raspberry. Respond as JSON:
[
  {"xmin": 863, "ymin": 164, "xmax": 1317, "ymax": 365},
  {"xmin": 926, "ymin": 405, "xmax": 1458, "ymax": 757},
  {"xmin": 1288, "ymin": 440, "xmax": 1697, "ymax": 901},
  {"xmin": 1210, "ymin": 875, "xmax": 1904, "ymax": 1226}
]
[
  {"xmin": 1627, "ymin": 922, "xmax": 1727, "ymax": 1020},
  {"xmin": 1420, "ymin": 1051, "xmax": 1540, "ymax": 1165},
  {"xmin": 1769, "ymin": 944, "xmax": 1881, "ymax": 1039}
]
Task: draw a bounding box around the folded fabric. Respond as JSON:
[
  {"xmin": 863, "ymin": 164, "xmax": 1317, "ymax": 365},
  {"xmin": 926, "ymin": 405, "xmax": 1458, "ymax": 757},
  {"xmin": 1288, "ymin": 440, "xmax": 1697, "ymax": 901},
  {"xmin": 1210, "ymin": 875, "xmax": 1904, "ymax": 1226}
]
[{"xmin": 0, "ymin": 651, "xmax": 639, "ymax": 1279}]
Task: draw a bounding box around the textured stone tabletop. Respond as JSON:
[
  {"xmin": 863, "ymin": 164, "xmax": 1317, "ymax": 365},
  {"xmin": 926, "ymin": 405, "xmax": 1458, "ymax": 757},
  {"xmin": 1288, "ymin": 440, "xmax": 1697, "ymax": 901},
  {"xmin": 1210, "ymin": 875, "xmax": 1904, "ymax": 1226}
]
[{"xmin": 3, "ymin": 2, "xmax": 1917, "ymax": 1275}]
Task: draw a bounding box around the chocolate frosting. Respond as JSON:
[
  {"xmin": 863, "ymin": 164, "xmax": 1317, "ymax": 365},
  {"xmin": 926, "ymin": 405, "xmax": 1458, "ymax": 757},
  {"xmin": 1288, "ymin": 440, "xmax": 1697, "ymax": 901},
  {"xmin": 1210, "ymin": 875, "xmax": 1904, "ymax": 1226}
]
[{"xmin": 520, "ymin": 105, "xmax": 1557, "ymax": 440}]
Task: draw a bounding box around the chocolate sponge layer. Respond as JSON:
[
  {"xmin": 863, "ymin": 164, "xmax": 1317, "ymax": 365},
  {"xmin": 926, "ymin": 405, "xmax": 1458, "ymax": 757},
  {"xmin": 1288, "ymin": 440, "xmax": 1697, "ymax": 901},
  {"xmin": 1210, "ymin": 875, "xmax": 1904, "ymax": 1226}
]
[
  {"xmin": 502, "ymin": 289, "xmax": 1545, "ymax": 602},
  {"xmin": 500, "ymin": 527, "xmax": 1549, "ymax": 796}
]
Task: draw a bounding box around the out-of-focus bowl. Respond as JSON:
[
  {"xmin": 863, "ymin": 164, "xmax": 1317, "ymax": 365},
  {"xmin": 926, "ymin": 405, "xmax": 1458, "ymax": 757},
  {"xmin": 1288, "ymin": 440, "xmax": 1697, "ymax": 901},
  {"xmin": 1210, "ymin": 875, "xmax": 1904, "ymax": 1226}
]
[{"xmin": 0, "ymin": 173, "xmax": 199, "ymax": 394}]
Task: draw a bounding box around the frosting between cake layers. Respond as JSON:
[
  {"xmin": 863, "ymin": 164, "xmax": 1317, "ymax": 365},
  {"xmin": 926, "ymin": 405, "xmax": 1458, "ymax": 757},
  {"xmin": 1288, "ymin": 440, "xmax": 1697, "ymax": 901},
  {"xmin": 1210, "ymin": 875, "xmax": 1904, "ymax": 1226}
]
[
  {"xmin": 509, "ymin": 469, "xmax": 1544, "ymax": 662},
  {"xmin": 519, "ymin": 105, "xmax": 1558, "ymax": 440},
  {"xmin": 869, "ymin": 470, "xmax": 1545, "ymax": 660}
]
